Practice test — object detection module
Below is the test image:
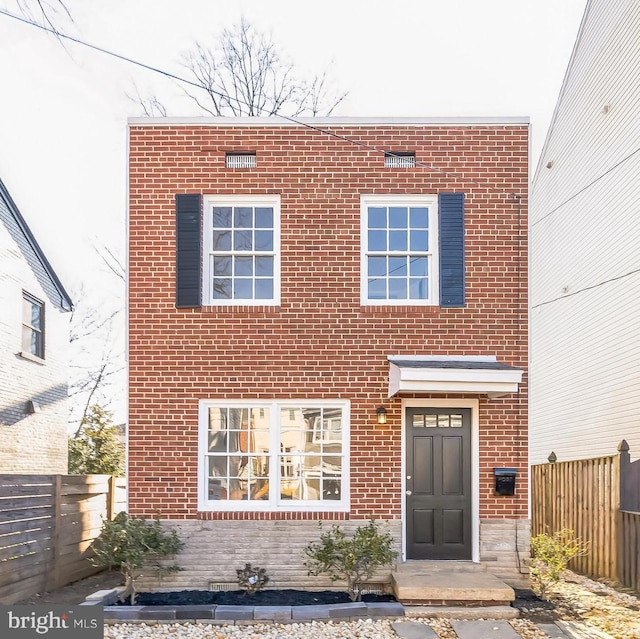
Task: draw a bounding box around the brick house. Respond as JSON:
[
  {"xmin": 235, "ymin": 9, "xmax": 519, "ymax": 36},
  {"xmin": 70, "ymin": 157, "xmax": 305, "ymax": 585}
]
[
  {"xmin": 127, "ymin": 117, "xmax": 529, "ymax": 590},
  {"xmin": 0, "ymin": 177, "xmax": 73, "ymax": 473}
]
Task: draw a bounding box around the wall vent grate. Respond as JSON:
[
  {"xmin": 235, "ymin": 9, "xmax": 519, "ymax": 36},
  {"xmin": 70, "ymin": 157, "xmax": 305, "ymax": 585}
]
[
  {"xmin": 208, "ymin": 582, "xmax": 237, "ymax": 592},
  {"xmin": 384, "ymin": 153, "xmax": 415, "ymax": 168},
  {"xmin": 226, "ymin": 153, "xmax": 257, "ymax": 169}
]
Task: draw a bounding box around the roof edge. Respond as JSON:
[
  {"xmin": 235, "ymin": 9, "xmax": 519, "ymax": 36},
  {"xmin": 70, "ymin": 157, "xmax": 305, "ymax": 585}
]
[
  {"xmin": 128, "ymin": 115, "xmax": 530, "ymax": 127},
  {"xmin": 0, "ymin": 178, "xmax": 73, "ymax": 311}
]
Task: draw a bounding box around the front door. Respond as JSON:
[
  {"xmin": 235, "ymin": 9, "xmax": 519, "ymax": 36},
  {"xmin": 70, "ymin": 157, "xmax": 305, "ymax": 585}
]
[{"xmin": 406, "ymin": 407, "xmax": 471, "ymax": 559}]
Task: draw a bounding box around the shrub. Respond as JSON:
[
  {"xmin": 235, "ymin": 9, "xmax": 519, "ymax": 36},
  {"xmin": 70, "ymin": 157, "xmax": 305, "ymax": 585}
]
[
  {"xmin": 303, "ymin": 519, "xmax": 397, "ymax": 601},
  {"xmin": 68, "ymin": 405, "xmax": 124, "ymax": 476},
  {"xmin": 529, "ymin": 528, "xmax": 589, "ymax": 600},
  {"xmin": 236, "ymin": 563, "xmax": 269, "ymax": 594},
  {"xmin": 90, "ymin": 512, "xmax": 184, "ymax": 605}
]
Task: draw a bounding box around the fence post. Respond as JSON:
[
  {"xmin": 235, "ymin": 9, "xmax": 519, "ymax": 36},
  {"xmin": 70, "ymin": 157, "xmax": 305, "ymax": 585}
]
[
  {"xmin": 618, "ymin": 440, "xmax": 631, "ymax": 510},
  {"xmin": 107, "ymin": 475, "xmax": 116, "ymax": 521},
  {"xmin": 52, "ymin": 475, "xmax": 63, "ymax": 589}
]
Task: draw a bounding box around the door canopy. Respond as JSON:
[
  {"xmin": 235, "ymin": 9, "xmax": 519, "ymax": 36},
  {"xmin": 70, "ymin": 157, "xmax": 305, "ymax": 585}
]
[{"xmin": 388, "ymin": 355, "xmax": 522, "ymax": 398}]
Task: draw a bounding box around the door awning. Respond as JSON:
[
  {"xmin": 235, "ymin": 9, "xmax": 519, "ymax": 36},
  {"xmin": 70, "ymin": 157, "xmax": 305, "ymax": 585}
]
[{"xmin": 388, "ymin": 355, "xmax": 523, "ymax": 398}]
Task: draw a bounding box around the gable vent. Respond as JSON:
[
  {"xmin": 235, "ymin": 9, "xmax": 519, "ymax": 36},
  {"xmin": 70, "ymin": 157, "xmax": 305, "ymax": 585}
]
[
  {"xmin": 384, "ymin": 152, "xmax": 415, "ymax": 168},
  {"xmin": 226, "ymin": 152, "xmax": 257, "ymax": 169}
]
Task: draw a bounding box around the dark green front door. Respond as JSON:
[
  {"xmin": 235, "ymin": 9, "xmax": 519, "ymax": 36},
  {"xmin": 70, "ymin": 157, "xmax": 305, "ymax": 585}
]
[{"xmin": 406, "ymin": 408, "xmax": 472, "ymax": 559}]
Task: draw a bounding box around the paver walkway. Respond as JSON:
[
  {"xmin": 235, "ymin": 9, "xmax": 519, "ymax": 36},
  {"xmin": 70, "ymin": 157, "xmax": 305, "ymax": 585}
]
[{"xmin": 392, "ymin": 619, "xmax": 593, "ymax": 639}]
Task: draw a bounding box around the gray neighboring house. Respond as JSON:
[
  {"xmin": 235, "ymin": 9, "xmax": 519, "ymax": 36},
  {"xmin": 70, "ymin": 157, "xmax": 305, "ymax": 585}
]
[
  {"xmin": 0, "ymin": 178, "xmax": 73, "ymax": 473},
  {"xmin": 530, "ymin": 0, "xmax": 640, "ymax": 464}
]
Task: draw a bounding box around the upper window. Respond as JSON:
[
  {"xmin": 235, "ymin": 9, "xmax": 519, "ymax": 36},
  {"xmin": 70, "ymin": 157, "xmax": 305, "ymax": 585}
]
[
  {"xmin": 22, "ymin": 292, "xmax": 44, "ymax": 359},
  {"xmin": 198, "ymin": 400, "xmax": 350, "ymax": 512},
  {"xmin": 203, "ymin": 196, "xmax": 280, "ymax": 305},
  {"xmin": 361, "ymin": 195, "xmax": 439, "ymax": 305}
]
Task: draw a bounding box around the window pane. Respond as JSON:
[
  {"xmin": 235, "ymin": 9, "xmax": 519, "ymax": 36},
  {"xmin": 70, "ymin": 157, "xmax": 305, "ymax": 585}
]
[
  {"xmin": 412, "ymin": 415, "xmax": 425, "ymax": 427},
  {"xmin": 213, "ymin": 278, "xmax": 232, "ymax": 299},
  {"xmin": 214, "ymin": 256, "xmax": 231, "ymax": 276},
  {"xmin": 212, "ymin": 230, "xmax": 231, "ymax": 251},
  {"xmin": 410, "ymin": 207, "xmax": 429, "ymax": 228},
  {"xmin": 410, "ymin": 230, "xmax": 429, "ymax": 251},
  {"xmin": 410, "ymin": 257, "xmax": 427, "ymax": 276},
  {"xmin": 368, "ymin": 207, "xmax": 386, "ymax": 228},
  {"xmin": 21, "ymin": 327, "xmax": 33, "ymax": 353},
  {"xmin": 234, "ymin": 279, "xmax": 253, "ymax": 298},
  {"xmin": 389, "ymin": 230, "xmax": 407, "ymax": 251},
  {"xmin": 30, "ymin": 304, "xmax": 42, "ymax": 329},
  {"xmin": 368, "ymin": 256, "xmax": 386, "ymax": 277},
  {"xmin": 368, "ymin": 230, "xmax": 386, "ymax": 251},
  {"xmin": 255, "ymin": 230, "xmax": 273, "ymax": 251},
  {"xmin": 368, "ymin": 278, "xmax": 386, "ymax": 299},
  {"xmin": 409, "ymin": 278, "xmax": 427, "ymax": 299},
  {"xmin": 235, "ymin": 256, "xmax": 253, "ymax": 276},
  {"xmin": 234, "ymin": 230, "xmax": 252, "ymax": 251},
  {"xmin": 388, "ymin": 278, "xmax": 407, "ymax": 299},
  {"xmin": 389, "ymin": 256, "xmax": 407, "ymax": 276},
  {"xmin": 425, "ymin": 415, "xmax": 437, "ymax": 428},
  {"xmin": 389, "ymin": 206, "xmax": 407, "ymax": 228},
  {"xmin": 234, "ymin": 207, "xmax": 253, "ymax": 228},
  {"xmin": 323, "ymin": 480, "xmax": 341, "ymax": 500},
  {"xmin": 213, "ymin": 207, "xmax": 232, "ymax": 227},
  {"xmin": 255, "ymin": 279, "xmax": 274, "ymax": 299},
  {"xmin": 255, "ymin": 207, "xmax": 274, "ymax": 228},
  {"xmin": 255, "ymin": 257, "xmax": 274, "ymax": 276}
]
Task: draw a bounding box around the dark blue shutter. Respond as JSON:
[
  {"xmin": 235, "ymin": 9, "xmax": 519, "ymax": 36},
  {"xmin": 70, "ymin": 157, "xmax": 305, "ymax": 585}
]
[
  {"xmin": 175, "ymin": 194, "xmax": 202, "ymax": 308},
  {"xmin": 439, "ymin": 192, "xmax": 465, "ymax": 307}
]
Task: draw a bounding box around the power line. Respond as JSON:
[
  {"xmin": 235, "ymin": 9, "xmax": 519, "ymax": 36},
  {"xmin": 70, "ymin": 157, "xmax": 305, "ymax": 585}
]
[
  {"xmin": 0, "ymin": 7, "xmax": 524, "ymax": 199},
  {"xmin": 532, "ymin": 266, "xmax": 640, "ymax": 309},
  {"xmin": 532, "ymin": 146, "xmax": 640, "ymax": 227}
]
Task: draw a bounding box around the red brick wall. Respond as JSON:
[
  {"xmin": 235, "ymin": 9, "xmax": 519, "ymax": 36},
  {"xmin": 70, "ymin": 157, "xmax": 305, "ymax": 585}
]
[{"xmin": 128, "ymin": 122, "xmax": 528, "ymax": 522}]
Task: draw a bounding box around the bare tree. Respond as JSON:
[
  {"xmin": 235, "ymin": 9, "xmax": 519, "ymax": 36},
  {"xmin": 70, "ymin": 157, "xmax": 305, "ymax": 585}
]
[
  {"xmin": 139, "ymin": 16, "xmax": 347, "ymax": 118},
  {"xmin": 15, "ymin": 0, "xmax": 71, "ymax": 33}
]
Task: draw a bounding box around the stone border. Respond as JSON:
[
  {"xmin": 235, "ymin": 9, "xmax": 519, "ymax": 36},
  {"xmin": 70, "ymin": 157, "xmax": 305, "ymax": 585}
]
[{"xmin": 80, "ymin": 588, "xmax": 406, "ymax": 624}]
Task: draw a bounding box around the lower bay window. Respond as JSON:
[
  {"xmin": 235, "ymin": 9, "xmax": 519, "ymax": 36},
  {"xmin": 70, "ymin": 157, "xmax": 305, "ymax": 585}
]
[{"xmin": 198, "ymin": 400, "xmax": 350, "ymax": 511}]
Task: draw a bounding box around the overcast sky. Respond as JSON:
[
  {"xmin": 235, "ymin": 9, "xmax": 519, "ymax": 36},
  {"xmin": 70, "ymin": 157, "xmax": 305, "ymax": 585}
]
[
  {"xmin": 0, "ymin": 0, "xmax": 586, "ymax": 422},
  {"xmin": 0, "ymin": 0, "xmax": 587, "ymax": 291}
]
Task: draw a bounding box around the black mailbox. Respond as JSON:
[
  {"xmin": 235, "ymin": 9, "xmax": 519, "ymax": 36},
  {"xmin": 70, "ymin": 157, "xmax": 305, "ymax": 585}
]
[{"xmin": 494, "ymin": 468, "xmax": 517, "ymax": 495}]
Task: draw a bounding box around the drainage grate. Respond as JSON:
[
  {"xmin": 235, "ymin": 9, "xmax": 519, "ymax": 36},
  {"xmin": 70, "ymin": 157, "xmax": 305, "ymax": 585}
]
[{"xmin": 208, "ymin": 582, "xmax": 237, "ymax": 592}]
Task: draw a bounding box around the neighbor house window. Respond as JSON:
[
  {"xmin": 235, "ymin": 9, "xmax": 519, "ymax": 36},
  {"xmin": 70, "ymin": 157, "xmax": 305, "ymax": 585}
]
[
  {"xmin": 361, "ymin": 195, "xmax": 439, "ymax": 305},
  {"xmin": 203, "ymin": 196, "xmax": 280, "ymax": 305},
  {"xmin": 22, "ymin": 292, "xmax": 44, "ymax": 359},
  {"xmin": 198, "ymin": 400, "xmax": 350, "ymax": 511}
]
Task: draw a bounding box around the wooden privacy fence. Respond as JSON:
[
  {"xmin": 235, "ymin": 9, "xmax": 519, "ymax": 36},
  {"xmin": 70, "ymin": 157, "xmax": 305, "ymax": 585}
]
[
  {"xmin": 0, "ymin": 474, "xmax": 126, "ymax": 605},
  {"xmin": 531, "ymin": 440, "xmax": 640, "ymax": 592}
]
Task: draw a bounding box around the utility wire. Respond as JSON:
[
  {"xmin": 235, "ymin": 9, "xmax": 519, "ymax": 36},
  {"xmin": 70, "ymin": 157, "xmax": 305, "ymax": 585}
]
[
  {"xmin": 532, "ymin": 266, "xmax": 640, "ymax": 309},
  {"xmin": 0, "ymin": 7, "xmax": 525, "ymax": 200},
  {"xmin": 532, "ymin": 146, "xmax": 640, "ymax": 227}
]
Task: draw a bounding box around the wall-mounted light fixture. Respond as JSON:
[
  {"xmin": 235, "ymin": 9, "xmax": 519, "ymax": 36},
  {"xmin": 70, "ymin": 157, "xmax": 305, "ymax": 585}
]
[
  {"xmin": 26, "ymin": 400, "xmax": 41, "ymax": 414},
  {"xmin": 376, "ymin": 406, "xmax": 387, "ymax": 425}
]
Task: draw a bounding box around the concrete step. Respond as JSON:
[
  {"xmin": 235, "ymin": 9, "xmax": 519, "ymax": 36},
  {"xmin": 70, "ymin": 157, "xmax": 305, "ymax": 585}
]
[{"xmin": 392, "ymin": 562, "xmax": 515, "ymax": 606}]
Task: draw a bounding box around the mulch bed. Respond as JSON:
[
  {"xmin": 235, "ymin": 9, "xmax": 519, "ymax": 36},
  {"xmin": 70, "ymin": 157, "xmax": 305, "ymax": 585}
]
[{"xmin": 113, "ymin": 589, "xmax": 396, "ymax": 606}]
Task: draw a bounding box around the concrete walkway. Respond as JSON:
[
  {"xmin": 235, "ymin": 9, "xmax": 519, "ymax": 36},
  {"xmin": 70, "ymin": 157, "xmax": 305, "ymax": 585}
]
[{"xmin": 392, "ymin": 619, "xmax": 612, "ymax": 639}]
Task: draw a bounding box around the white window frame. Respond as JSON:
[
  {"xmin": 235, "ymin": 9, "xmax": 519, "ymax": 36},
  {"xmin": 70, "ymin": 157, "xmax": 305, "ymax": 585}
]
[
  {"xmin": 198, "ymin": 399, "xmax": 350, "ymax": 512},
  {"xmin": 360, "ymin": 194, "xmax": 439, "ymax": 306},
  {"xmin": 21, "ymin": 291, "xmax": 45, "ymax": 360},
  {"xmin": 202, "ymin": 195, "xmax": 281, "ymax": 306}
]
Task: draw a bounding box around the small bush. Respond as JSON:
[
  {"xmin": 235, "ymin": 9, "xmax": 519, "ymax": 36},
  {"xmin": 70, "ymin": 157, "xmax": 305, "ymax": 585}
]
[
  {"xmin": 303, "ymin": 519, "xmax": 397, "ymax": 601},
  {"xmin": 236, "ymin": 563, "xmax": 269, "ymax": 594},
  {"xmin": 529, "ymin": 528, "xmax": 589, "ymax": 600},
  {"xmin": 90, "ymin": 512, "xmax": 184, "ymax": 605}
]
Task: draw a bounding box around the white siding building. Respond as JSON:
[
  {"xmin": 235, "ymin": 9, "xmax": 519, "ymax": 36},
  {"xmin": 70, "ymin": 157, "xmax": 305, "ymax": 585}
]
[
  {"xmin": 0, "ymin": 178, "xmax": 73, "ymax": 473},
  {"xmin": 530, "ymin": 0, "xmax": 640, "ymax": 464}
]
